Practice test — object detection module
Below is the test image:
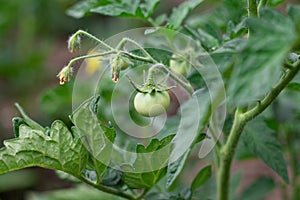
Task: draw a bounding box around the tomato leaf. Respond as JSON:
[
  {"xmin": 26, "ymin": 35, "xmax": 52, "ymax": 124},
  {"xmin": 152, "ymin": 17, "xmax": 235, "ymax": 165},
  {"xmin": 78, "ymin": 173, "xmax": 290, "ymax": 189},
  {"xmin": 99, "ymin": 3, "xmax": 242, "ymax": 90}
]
[
  {"xmin": 227, "ymin": 8, "xmax": 297, "ymax": 107},
  {"xmin": 267, "ymin": 0, "xmax": 285, "ymax": 7},
  {"xmin": 1, "ymin": 98, "xmax": 116, "ymax": 185},
  {"xmin": 0, "ymin": 120, "xmax": 89, "ymax": 177},
  {"xmin": 167, "ymin": 0, "xmax": 204, "ymax": 30},
  {"xmin": 166, "ymin": 149, "xmax": 191, "ymax": 190},
  {"xmin": 70, "ymin": 97, "xmax": 116, "ymax": 183},
  {"xmin": 191, "ymin": 165, "xmax": 212, "ymax": 192},
  {"xmin": 67, "ymin": 0, "xmax": 160, "ymax": 19},
  {"xmin": 242, "ymin": 118, "xmax": 289, "ymax": 183},
  {"xmin": 66, "ymin": 0, "xmax": 112, "ymax": 18},
  {"xmin": 121, "ymin": 134, "xmax": 175, "ymax": 189},
  {"xmin": 166, "ymin": 88, "xmax": 218, "ymax": 189}
]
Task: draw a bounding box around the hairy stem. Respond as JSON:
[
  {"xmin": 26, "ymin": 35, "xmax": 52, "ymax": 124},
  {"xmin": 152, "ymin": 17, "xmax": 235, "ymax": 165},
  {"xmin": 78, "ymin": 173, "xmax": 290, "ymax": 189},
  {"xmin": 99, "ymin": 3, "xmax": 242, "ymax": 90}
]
[
  {"xmin": 74, "ymin": 30, "xmax": 114, "ymax": 51},
  {"xmin": 120, "ymin": 51, "xmax": 156, "ymax": 64},
  {"xmin": 118, "ymin": 37, "xmax": 157, "ymax": 63},
  {"xmin": 217, "ymin": 108, "xmax": 246, "ymax": 200},
  {"xmin": 64, "ymin": 51, "xmax": 116, "ymax": 69},
  {"xmin": 217, "ymin": 61, "xmax": 300, "ymax": 200}
]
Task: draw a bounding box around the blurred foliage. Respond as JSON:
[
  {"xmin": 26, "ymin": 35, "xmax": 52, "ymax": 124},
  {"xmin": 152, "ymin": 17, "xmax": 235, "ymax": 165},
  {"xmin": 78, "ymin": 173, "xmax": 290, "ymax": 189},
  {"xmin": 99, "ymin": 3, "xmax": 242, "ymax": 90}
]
[{"xmin": 27, "ymin": 185, "xmax": 120, "ymax": 200}]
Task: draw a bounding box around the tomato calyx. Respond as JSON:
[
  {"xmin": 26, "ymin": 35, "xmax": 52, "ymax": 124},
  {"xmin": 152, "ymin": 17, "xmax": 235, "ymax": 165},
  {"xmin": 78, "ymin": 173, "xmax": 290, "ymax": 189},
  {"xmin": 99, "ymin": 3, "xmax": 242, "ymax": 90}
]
[{"xmin": 127, "ymin": 75, "xmax": 174, "ymax": 94}]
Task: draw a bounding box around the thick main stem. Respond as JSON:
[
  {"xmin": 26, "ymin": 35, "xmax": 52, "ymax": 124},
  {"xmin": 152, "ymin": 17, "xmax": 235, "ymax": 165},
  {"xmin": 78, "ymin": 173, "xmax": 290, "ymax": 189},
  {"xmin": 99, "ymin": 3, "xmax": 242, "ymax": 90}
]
[
  {"xmin": 248, "ymin": 0, "xmax": 258, "ymax": 17},
  {"xmin": 217, "ymin": 61, "xmax": 300, "ymax": 200},
  {"xmin": 217, "ymin": 108, "xmax": 246, "ymax": 200}
]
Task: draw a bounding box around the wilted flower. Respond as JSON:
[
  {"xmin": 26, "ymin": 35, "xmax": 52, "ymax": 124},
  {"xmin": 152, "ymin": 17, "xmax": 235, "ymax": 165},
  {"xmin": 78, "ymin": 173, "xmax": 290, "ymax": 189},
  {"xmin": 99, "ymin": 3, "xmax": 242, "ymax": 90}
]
[
  {"xmin": 68, "ymin": 34, "xmax": 81, "ymax": 53},
  {"xmin": 111, "ymin": 55, "xmax": 132, "ymax": 83},
  {"xmin": 57, "ymin": 66, "xmax": 72, "ymax": 85}
]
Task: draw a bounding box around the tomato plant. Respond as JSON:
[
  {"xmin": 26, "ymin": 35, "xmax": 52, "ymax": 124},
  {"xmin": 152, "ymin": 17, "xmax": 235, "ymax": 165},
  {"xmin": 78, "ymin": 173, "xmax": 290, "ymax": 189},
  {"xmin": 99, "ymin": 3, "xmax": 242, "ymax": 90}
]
[{"xmin": 1, "ymin": 0, "xmax": 300, "ymax": 200}]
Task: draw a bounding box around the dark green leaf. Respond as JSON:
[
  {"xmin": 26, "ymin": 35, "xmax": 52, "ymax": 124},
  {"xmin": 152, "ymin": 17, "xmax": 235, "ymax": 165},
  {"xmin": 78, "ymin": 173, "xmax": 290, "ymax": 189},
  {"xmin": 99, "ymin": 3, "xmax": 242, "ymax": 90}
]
[
  {"xmin": 267, "ymin": 0, "xmax": 285, "ymax": 7},
  {"xmin": 191, "ymin": 165, "xmax": 212, "ymax": 192},
  {"xmin": 67, "ymin": 0, "xmax": 160, "ymax": 19},
  {"xmin": 138, "ymin": 0, "xmax": 160, "ymax": 18},
  {"xmin": 239, "ymin": 177, "xmax": 275, "ymax": 200},
  {"xmin": 101, "ymin": 167, "xmax": 122, "ymax": 187},
  {"xmin": 242, "ymin": 118, "xmax": 289, "ymax": 183},
  {"xmin": 184, "ymin": 25, "xmax": 220, "ymax": 51},
  {"xmin": 166, "ymin": 149, "xmax": 190, "ymax": 189},
  {"xmin": 66, "ymin": 0, "xmax": 112, "ymax": 18},
  {"xmin": 287, "ymin": 82, "xmax": 300, "ymax": 92},
  {"xmin": 122, "ymin": 134, "xmax": 175, "ymax": 189},
  {"xmin": 227, "ymin": 8, "xmax": 297, "ymax": 107},
  {"xmin": 167, "ymin": 89, "xmax": 214, "ymax": 189},
  {"xmin": 287, "ymin": 4, "xmax": 300, "ymax": 22},
  {"xmin": 90, "ymin": 0, "xmax": 141, "ymax": 17},
  {"xmin": 167, "ymin": 0, "xmax": 204, "ymax": 30},
  {"xmin": 12, "ymin": 117, "xmax": 27, "ymax": 137},
  {"xmin": 287, "ymin": 5, "xmax": 300, "ymax": 37},
  {"xmin": 71, "ymin": 97, "xmax": 116, "ymax": 183}
]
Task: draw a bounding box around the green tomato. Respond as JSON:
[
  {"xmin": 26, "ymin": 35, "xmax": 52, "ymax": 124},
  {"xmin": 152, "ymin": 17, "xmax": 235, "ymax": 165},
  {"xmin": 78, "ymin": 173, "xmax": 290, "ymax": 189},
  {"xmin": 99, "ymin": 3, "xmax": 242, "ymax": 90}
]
[
  {"xmin": 120, "ymin": 57, "xmax": 132, "ymax": 70},
  {"xmin": 170, "ymin": 55, "xmax": 188, "ymax": 76},
  {"xmin": 134, "ymin": 91, "xmax": 170, "ymax": 117}
]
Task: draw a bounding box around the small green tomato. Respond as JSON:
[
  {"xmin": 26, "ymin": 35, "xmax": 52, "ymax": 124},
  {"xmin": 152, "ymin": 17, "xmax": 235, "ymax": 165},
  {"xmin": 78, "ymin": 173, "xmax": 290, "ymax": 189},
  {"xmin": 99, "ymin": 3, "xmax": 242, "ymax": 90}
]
[
  {"xmin": 134, "ymin": 91, "xmax": 170, "ymax": 117},
  {"xmin": 119, "ymin": 57, "xmax": 132, "ymax": 70},
  {"xmin": 170, "ymin": 54, "xmax": 188, "ymax": 76}
]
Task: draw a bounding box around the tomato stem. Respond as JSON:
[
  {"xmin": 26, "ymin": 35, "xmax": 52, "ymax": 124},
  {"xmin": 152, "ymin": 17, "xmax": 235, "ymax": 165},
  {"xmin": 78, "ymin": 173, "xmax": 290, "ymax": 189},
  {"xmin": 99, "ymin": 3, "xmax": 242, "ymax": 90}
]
[
  {"xmin": 217, "ymin": 61, "xmax": 300, "ymax": 200},
  {"xmin": 72, "ymin": 30, "xmax": 114, "ymax": 51}
]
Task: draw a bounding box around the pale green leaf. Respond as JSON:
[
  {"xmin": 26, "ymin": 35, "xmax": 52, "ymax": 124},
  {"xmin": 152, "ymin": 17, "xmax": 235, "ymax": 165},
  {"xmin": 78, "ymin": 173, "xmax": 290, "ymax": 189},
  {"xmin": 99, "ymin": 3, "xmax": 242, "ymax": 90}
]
[
  {"xmin": 167, "ymin": 0, "xmax": 204, "ymax": 30},
  {"xmin": 0, "ymin": 120, "xmax": 88, "ymax": 177},
  {"xmin": 90, "ymin": 0, "xmax": 140, "ymax": 17},
  {"xmin": 227, "ymin": 8, "xmax": 297, "ymax": 107}
]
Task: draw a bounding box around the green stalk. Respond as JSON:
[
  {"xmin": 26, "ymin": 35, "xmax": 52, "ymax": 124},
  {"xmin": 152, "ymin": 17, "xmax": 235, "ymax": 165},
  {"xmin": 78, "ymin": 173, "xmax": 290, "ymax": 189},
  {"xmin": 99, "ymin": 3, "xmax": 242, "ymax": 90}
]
[
  {"xmin": 65, "ymin": 51, "xmax": 116, "ymax": 69},
  {"xmin": 247, "ymin": 0, "xmax": 258, "ymax": 37},
  {"xmin": 217, "ymin": 61, "xmax": 300, "ymax": 200},
  {"xmin": 73, "ymin": 30, "xmax": 114, "ymax": 51},
  {"xmin": 258, "ymin": 0, "xmax": 268, "ymax": 16},
  {"xmin": 248, "ymin": 0, "xmax": 258, "ymax": 17}
]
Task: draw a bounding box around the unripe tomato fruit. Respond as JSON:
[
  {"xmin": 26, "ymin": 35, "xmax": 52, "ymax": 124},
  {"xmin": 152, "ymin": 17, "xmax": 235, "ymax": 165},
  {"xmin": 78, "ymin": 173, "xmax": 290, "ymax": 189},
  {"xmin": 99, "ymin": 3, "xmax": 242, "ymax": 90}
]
[
  {"xmin": 119, "ymin": 57, "xmax": 131, "ymax": 70},
  {"xmin": 170, "ymin": 55, "xmax": 188, "ymax": 76},
  {"xmin": 134, "ymin": 91, "xmax": 170, "ymax": 117}
]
